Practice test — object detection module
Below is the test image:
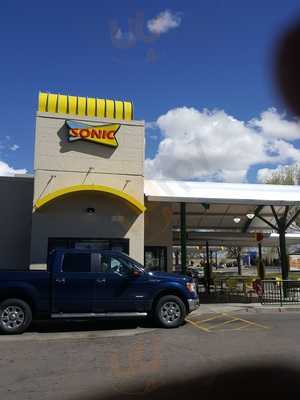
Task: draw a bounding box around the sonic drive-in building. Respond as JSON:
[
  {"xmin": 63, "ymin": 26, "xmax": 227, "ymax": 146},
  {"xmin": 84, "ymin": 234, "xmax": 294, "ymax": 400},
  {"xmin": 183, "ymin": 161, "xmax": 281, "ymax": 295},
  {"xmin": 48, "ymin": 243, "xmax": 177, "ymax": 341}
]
[{"xmin": 0, "ymin": 92, "xmax": 173, "ymax": 272}]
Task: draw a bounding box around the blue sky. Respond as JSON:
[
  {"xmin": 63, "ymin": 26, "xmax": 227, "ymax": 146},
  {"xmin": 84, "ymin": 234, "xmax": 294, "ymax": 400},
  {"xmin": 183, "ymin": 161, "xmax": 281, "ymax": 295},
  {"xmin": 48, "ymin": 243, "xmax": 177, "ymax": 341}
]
[{"xmin": 1, "ymin": 1, "xmax": 300, "ymax": 182}]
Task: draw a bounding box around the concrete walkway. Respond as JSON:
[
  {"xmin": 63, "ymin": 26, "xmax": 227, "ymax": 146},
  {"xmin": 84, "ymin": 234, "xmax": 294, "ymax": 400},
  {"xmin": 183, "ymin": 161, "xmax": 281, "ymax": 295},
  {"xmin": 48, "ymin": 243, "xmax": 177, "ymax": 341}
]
[{"xmin": 191, "ymin": 303, "xmax": 300, "ymax": 315}]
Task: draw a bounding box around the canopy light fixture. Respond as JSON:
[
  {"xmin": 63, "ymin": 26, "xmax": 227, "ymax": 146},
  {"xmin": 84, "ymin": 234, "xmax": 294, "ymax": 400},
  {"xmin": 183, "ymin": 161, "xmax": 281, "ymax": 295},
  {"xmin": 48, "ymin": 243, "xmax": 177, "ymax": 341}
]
[
  {"xmin": 246, "ymin": 213, "xmax": 255, "ymax": 220},
  {"xmin": 233, "ymin": 217, "xmax": 241, "ymax": 224},
  {"xmin": 86, "ymin": 207, "xmax": 96, "ymax": 214}
]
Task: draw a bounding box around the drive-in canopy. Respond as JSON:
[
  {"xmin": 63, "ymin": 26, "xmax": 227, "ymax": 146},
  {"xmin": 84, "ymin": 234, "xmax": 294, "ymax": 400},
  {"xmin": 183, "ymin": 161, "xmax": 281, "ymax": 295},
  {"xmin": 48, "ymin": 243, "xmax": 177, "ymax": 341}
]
[
  {"xmin": 144, "ymin": 179, "xmax": 300, "ymax": 279},
  {"xmin": 145, "ymin": 179, "xmax": 300, "ymax": 205},
  {"xmin": 144, "ymin": 179, "xmax": 300, "ymax": 233}
]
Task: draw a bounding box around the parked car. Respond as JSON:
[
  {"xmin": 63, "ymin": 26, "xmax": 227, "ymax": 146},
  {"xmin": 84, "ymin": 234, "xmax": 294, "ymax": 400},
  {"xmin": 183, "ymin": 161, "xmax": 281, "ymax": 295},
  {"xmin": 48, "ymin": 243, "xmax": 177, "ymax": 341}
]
[
  {"xmin": 187, "ymin": 266, "xmax": 204, "ymax": 279},
  {"xmin": 0, "ymin": 249, "xmax": 199, "ymax": 334}
]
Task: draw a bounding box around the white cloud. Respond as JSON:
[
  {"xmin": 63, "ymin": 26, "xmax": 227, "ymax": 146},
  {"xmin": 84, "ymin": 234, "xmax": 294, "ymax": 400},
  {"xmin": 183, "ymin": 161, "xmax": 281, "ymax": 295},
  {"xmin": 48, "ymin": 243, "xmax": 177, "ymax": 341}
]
[
  {"xmin": 149, "ymin": 135, "xmax": 158, "ymax": 141},
  {"xmin": 256, "ymin": 166, "xmax": 284, "ymax": 183},
  {"xmin": 0, "ymin": 139, "xmax": 20, "ymax": 153},
  {"xmin": 146, "ymin": 121, "xmax": 159, "ymax": 140},
  {"xmin": 110, "ymin": 23, "xmax": 136, "ymax": 49},
  {"xmin": 0, "ymin": 161, "xmax": 27, "ymax": 176},
  {"xmin": 114, "ymin": 28, "xmax": 122, "ymax": 40},
  {"xmin": 145, "ymin": 121, "xmax": 157, "ymax": 129},
  {"xmin": 256, "ymin": 163, "xmax": 300, "ymax": 183},
  {"xmin": 113, "ymin": 28, "xmax": 135, "ymax": 42},
  {"xmin": 147, "ymin": 10, "xmax": 182, "ymax": 35},
  {"xmin": 145, "ymin": 107, "xmax": 300, "ymax": 183},
  {"xmin": 250, "ymin": 108, "xmax": 300, "ymax": 140}
]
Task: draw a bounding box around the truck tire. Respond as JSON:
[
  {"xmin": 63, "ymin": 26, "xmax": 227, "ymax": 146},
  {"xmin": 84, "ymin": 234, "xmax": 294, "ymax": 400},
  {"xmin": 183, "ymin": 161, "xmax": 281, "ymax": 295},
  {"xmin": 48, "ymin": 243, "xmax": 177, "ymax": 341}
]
[
  {"xmin": 154, "ymin": 295, "xmax": 186, "ymax": 328},
  {"xmin": 0, "ymin": 299, "xmax": 32, "ymax": 334}
]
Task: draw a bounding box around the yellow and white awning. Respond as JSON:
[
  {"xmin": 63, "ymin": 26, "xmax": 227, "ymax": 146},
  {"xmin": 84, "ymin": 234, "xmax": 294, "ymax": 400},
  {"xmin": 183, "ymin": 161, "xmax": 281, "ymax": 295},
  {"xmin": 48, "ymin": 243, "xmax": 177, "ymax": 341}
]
[{"xmin": 38, "ymin": 92, "xmax": 134, "ymax": 121}]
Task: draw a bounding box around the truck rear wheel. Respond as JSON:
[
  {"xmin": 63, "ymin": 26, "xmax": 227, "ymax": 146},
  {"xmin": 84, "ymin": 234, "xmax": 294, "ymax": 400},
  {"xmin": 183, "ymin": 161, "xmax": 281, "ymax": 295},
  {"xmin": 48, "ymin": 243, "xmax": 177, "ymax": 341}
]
[
  {"xmin": 154, "ymin": 295, "xmax": 186, "ymax": 328},
  {"xmin": 0, "ymin": 299, "xmax": 32, "ymax": 334}
]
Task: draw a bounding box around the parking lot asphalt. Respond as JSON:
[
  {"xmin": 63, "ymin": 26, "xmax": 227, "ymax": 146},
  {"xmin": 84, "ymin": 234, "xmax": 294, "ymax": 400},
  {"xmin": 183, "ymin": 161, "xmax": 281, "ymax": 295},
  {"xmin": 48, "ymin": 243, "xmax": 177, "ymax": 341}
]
[{"xmin": 1, "ymin": 311, "xmax": 300, "ymax": 399}]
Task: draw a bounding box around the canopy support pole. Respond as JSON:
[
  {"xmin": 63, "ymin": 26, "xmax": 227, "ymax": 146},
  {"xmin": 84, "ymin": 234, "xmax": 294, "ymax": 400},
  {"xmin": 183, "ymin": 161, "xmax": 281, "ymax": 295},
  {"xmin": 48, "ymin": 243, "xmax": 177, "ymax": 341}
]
[
  {"xmin": 205, "ymin": 241, "xmax": 211, "ymax": 294},
  {"xmin": 237, "ymin": 246, "xmax": 242, "ymax": 276},
  {"xmin": 180, "ymin": 202, "xmax": 187, "ymax": 275},
  {"xmin": 257, "ymin": 242, "xmax": 265, "ymax": 280},
  {"xmin": 271, "ymin": 206, "xmax": 290, "ymax": 280},
  {"xmin": 279, "ymin": 228, "xmax": 289, "ymax": 280}
]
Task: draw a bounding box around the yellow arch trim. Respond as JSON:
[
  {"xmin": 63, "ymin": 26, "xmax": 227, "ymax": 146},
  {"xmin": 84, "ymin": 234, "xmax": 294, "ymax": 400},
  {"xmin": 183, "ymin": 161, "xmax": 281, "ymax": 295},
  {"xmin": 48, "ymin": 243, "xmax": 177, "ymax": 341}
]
[{"xmin": 34, "ymin": 184, "xmax": 146, "ymax": 213}]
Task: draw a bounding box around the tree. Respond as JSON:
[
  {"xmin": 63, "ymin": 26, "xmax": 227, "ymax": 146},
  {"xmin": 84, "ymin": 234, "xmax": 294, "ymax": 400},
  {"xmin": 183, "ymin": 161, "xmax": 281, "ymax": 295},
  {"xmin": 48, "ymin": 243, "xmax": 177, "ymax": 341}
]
[
  {"xmin": 264, "ymin": 164, "xmax": 300, "ymax": 229},
  {"xmin": 263, "ymin": 164, "xmax": 300, "ymax": 280},
  {"xmin": 265, "ymin": 164, "xmax": 300, "ymax": 185},
  {"xmin": 227, "ymin": 246, "xmax": 242, "ymax": 275}
]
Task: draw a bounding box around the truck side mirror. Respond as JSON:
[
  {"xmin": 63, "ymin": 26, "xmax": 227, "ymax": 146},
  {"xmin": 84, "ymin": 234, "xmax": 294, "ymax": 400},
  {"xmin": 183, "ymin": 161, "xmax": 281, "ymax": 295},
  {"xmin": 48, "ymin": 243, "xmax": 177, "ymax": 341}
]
[{"xmin": 132, "ymin": 270, "xmax": 141, "ymax": 277}]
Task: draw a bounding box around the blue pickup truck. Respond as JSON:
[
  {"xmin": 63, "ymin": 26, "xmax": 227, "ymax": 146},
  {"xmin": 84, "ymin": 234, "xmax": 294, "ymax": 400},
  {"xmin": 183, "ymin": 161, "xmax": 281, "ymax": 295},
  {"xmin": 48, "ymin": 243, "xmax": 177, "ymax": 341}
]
[{"xmin": 0, "ymin": 249, "xmax": 199, "ymax": 334}]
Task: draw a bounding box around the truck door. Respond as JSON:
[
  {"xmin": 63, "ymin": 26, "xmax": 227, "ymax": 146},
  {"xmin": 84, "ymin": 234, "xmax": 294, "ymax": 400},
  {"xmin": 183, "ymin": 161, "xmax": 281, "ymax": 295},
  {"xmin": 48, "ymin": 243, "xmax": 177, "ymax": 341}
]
[
  {"xmin": 93, "ymin": 254, "xmax": 148, "ymax": 312},
  {"xmin": 52, "ymin": 252, "xmax": 97, "ymax": 314}
]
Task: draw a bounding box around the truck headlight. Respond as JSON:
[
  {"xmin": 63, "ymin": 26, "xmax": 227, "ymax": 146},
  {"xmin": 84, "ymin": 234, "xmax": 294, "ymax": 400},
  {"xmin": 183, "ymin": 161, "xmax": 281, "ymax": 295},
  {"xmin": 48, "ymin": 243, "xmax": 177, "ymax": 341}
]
[{"xmin": 186, "ymin": 282, "xmax": 197, "ymax": 293}]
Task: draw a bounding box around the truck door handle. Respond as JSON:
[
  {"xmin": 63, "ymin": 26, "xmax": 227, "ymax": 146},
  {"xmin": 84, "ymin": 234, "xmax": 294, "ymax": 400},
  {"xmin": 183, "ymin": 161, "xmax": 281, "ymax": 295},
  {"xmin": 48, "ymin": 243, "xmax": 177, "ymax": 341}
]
[
  {"xmin": 96, "ymin": 278, "xmax": 106, "ymax": 284},
  {"xmin": 55, "ymin": 278, "xmax": 66, "ymax": 284}
]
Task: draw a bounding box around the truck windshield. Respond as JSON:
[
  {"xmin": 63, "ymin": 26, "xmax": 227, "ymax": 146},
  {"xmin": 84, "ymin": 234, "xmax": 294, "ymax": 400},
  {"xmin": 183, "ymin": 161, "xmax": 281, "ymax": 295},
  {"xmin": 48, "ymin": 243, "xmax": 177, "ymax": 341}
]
[{"xmin": 120, "ymin": 254, "xmax": 145, "ymax": 273}]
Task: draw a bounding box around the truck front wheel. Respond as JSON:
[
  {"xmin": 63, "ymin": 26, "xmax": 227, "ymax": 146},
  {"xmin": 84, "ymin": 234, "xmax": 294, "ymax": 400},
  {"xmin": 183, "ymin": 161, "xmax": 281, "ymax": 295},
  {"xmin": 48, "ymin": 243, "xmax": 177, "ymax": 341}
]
[
  {"xmin": 0, "ymin": 299, "xmax": 32, "ymax": 334},
  {"xmin": 154, "ymin": 295, "xmax": 186, "ymax": 328}
]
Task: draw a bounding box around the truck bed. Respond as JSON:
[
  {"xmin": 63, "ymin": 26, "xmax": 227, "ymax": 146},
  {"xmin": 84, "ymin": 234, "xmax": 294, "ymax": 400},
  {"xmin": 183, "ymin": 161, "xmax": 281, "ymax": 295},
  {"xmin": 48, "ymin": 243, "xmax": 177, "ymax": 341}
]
[{"xmin": 0, "ymin": 270, "xmax": 50, "ymax": 316}]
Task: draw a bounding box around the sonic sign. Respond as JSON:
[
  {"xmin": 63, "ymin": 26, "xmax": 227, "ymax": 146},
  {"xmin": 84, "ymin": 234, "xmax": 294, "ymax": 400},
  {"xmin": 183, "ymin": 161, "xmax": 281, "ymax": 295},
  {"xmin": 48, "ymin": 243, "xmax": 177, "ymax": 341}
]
[{"xmin": 66, "ymin": 120, "xmax": 120, "ymax": 148}]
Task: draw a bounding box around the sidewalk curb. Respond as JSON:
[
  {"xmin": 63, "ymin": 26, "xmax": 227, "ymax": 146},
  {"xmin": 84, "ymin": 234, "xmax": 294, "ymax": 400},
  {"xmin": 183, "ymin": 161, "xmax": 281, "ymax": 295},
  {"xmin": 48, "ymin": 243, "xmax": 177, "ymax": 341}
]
[
  {"xmin": 193, "ymin": 303, "xmax": 300, "ymax": 314},
  {"xmin": 239, "ymin": 304, "xmax": 300, "ymax": 312},
  {"xmin": 251, "ymin": 306, "xmax": 300, "ymax": 313}
]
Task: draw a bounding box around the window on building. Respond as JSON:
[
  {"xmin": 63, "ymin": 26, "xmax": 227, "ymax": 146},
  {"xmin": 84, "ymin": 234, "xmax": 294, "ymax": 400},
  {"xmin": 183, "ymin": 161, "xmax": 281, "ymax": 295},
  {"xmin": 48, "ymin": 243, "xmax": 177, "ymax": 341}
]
[
  {"xmin": 144, "ymin": 246, "xmax": 167, "ymax": 271},
  {"xmin": 48, "ymin": 238, "xmax": 129, "ymax": 256}
]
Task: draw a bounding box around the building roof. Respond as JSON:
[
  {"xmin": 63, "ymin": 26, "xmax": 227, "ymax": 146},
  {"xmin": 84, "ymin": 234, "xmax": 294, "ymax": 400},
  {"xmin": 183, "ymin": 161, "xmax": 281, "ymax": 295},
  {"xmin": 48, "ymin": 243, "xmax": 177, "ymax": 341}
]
[{"xmin": 0, "ymin": 174, "xmax": 34, "ymax": 182}]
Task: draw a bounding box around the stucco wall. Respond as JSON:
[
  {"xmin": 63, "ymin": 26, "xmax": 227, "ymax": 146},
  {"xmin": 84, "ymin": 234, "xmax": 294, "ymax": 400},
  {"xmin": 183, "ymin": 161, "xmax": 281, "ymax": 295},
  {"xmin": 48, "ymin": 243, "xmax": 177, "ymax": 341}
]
[
  {"xmin": 31, "ymin": 111, "xmax": 145, "ymax": 269},
  {"xmin": 34, "ymin": 170, "xmax": 144, "ymax": 205},
  {"xmin": 31, "ymin": 192, "xmax": 144, "ymax": 269},
  {"xmin": 0, "ymin": 176, "xmax": 33, "ymax": 270},
  {"xmin": 34, "ymin": 112, "xmax": 144, "ymax": 192}
]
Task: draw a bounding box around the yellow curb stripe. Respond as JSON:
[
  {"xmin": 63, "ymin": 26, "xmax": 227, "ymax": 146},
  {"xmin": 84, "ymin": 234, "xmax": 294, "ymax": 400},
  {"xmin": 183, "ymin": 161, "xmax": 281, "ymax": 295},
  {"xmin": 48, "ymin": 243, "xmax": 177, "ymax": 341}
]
[
  {"xmin": 186, "ymin": 318, "xmax": 210, "ymax": 332},
  {"xmin": 221, "ymin": 313, "xmax": 269, "ymax": 330},
  {"xmin": 190, "ymin": 313, "xmax": 224, "ymax": 324},
  {"xmin": 208, "ymin": 318, "xmax": 239, "ymax": 330},
  {"xmin": 235, "ymin": 324, "xmax": 253, "ymax": 331},
  {"xmin": 188, "ymin": 312, "xmax": 269, "ymax": 332}
]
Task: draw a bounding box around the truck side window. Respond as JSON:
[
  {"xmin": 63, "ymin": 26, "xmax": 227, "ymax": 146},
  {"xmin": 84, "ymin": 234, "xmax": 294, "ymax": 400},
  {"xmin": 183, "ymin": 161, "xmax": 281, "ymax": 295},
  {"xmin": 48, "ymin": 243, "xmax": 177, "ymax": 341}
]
[
  {"xmin": 100, "ymin": 255, "xmax": 110, "ymax": 273},
  {"xmin": 100, "ymin": 255, "xmax": 130, "ymax": 276},
  {"xmin": 62, "ymin": 253, "xmax": 91, "ymax": 273}
]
